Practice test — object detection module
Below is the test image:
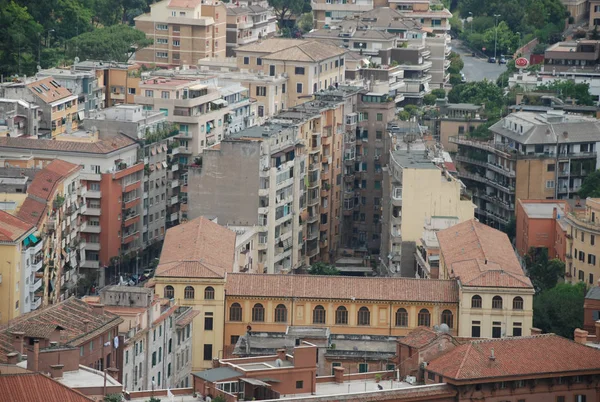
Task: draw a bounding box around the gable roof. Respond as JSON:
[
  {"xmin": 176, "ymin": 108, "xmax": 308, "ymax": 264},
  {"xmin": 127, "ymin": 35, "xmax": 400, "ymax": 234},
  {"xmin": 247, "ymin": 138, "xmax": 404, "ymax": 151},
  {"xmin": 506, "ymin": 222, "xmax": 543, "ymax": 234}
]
[
  {"xmin": 0, "ymin": 297, "xmax": 123, "ymax": 362},
  {"xmin": 264, "ymin": 40, "xmax": 346, "ymax": 62},
  {"xmin": 16, "ymin": 197, "xmax": 47, "ymax": 227},
  {"xmin": 0, "ymin": 135, "xmax": 137, "ymax": 155},
  {"xmin": 26, "ymin": 77, "xmax": 74, "ymax": 104},
  {"xmin": 0, "ymin": 372, "xmax": 94, "ymax": 402},
  {"xmin": 156, "ymin": 216, "xmax": 236, "ymax": 279},
  {"xmin": 225, "ymin": 273, "xmax": 459, "ymax": 303},
  {"xmin": 0, "ymin": 210, "xmax": 33, "ymax": 243},
  {"xmin": 426, "ymin": 334, "xmax": 600, "ymax": 381},
  {"xmin": 436, "ymin": 220, "xmax": 532, "ymax": 288},
  {"xmin": 400, "ymin": 327, "xmax": 450, "ymax": 349}
]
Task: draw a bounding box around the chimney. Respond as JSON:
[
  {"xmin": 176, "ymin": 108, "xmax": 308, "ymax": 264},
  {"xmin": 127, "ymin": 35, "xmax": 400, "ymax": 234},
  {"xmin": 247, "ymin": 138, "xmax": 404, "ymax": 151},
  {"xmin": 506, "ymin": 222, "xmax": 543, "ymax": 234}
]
[
  {"xmin": 276, "ymin": 348, "xmax": 287, "ymax": 361},
  {"xmin": 574, "ymin": 328, "xmax": 588, "ymax": 344},
  {"xmin": 49, "ymin": 364, "xmax": 64, "ymax": 379},
  {"xmin": 595, "ymin": 321, "xmax": 600, "ymax": 343},
  {"xmin": 530, "ymin": 327, "xmax": 542, "ymax": 335},
  {"xmin": 91, "ymin": 304, "xmax": 105, "ymax": 315},
  {"xmin": 11, "ymin": 331, "xmax": 25, "ymax": 354},
  {"xmin": 6, "ymin": 352, "xmax": 19, "ymax": 365},
  {"xmin": 553, "ymin": 207, "xmax": 558, "ymax": 220},
  {"xmin": 333, "ymin": 366, "xmax": 345, "ymax": 383},
  {"xmin": 489, "ymin": 348, "xmax": 495, "ymax": 361},
  {"xmin": 83, "ymin": 319, "xmax": 90, "ymax": 333},
  {"xmin": 32, "ymin": 339, "xmax": 40, "ymax": 372}
]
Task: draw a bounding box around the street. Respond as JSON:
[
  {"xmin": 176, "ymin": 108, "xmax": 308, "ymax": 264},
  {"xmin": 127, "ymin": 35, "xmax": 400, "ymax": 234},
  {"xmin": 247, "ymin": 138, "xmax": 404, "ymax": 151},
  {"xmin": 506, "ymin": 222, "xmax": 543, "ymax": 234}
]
[{"xmin": 452, "ymin": 39, "xmax": 507, "ymax": 83}]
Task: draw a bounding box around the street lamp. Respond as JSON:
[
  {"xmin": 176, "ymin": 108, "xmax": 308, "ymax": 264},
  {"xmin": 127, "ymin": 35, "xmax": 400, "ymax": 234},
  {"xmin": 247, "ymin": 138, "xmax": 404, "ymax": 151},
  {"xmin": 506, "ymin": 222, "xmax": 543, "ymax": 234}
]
[
  {"xmin": 468, "ymin": 12, "xmax": 473, "ymax": 36},
  {"xmin": 494, "ymin": 14, "xmax": 501, "ymax": 60}
]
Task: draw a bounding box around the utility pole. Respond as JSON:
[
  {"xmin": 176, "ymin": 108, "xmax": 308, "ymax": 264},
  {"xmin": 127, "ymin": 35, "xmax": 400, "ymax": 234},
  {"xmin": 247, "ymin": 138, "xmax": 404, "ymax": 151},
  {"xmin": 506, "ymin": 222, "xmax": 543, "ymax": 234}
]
[{"xmin": 468, "ymin": 12, "xmax": 473, "ymax": 36}]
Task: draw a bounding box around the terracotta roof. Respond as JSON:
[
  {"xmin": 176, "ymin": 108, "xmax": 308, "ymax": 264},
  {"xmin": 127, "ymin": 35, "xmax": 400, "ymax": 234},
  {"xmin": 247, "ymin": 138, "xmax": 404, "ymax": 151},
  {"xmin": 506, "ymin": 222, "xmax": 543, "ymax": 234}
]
[
  {"xmin": 0, "ymin": 297, "xmax": 123, "ymax": 362},
  {"xmin": 175, "ymin": 309, "xmax": 200, "ymax": 328},
  {"xmin": 436, "ymin": 220, "xmax": 532, "ymax": 288},
  {"xmin": 400, "ymin": 327, "xmax": 448, "ymax": 349},
  {"xmin": 156, "ymin": 216, "xmax": 236, "ymax": 278},
  {"xmin": 0, "ymin": 210, "xmax": 33, "ymax": 243},
  {"xmin": 426, "ymin": 334, "xmax": 600, "ymax": 381},
  {"xmin": 0, "ymin": 135, "xmax": 136, "ymax": 155},
  {"xmin": 264, "ymin": 40, "xmax": 346, "ymax": 62},
  {"xmin": 0, "ymin": 372, "xmax": 94, "ymax": 402},
  {"xmin": 168, "ymin": 0, "xmax": 201, "ymax": 8},
  {"xmin": 26, "ymin": 77, "xmax": 74, "ymax": 104},
  {"xmin": 237, "ymin": 38, "xmax": 304, "ymax": 54},
  {"xmin": 225, "ymin": 274, "xmax": 459, "ymax": 303},
  {"xmin": 43, "ymin": 159, "xmax": 80, "ymax": 178}
]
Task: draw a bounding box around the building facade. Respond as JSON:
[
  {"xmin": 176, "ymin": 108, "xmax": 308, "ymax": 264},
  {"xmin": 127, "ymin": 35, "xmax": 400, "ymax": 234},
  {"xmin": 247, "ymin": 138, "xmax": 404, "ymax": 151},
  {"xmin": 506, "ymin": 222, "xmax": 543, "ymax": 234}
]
[
  {"xmin": 565, "ymin": 198, "xmax": 600, "ymax": 285},
  {"xmin": 515, "ymin": 199, "xmax": 569, "ymax": 260},
  {"xmin": 225, "ymin": 4, "xmax": 277, "ymax": 57}
]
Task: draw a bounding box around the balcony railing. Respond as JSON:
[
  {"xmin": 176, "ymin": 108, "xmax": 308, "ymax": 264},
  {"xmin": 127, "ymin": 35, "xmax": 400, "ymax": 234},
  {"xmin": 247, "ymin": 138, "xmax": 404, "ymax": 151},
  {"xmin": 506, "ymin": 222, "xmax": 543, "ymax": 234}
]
[
  {"xmin": 457, "ymin": 171, "xmax": 514, "ymax": 194},
  {"xmin": 567, "ymin": 213, "xmax": 600, "ymax": 233}
]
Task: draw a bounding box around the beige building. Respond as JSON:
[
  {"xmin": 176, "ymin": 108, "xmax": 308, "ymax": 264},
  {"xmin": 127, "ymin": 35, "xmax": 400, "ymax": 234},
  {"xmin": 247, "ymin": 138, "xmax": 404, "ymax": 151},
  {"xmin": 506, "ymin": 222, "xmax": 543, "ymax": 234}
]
[
  {"xmin": 426, "ymin": 101, "xmax": 486, "ymax": 152},
  {"xmin": 565, "ymin": 198, "xmax": 600, "ymax": 285},
  {"xmin": 135, "ymin": 0, "xmax": 227, "ymax": 67},
  {"xmin": 225, "ymin": 5, "xmax": 277, "ymax": 57},
  {"xmin": 591, "ymin": 0, "xmax": 600, "ymax": 27},
  {"xmin": 564, "ymin": 0, "xmax": 588, "ymax": 23},
  {"xmin": 388, "ymin": 0, "xmax": 452, "ymax": 34},
  {"xmin": 437, "ymin": 219, "xmax": 535, "ymax": 339},
  {"xmin": 235, "ymin": 39, "xmax": 347, "ymax": 109}
]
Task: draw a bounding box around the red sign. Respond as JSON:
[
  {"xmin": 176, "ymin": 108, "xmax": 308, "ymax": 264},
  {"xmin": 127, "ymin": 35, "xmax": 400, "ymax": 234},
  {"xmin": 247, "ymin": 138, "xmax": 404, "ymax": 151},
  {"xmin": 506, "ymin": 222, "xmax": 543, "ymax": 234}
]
[
  {"xmin": 515, "ymin": 57, "xmax": 529, "ymax": 68},
  {"xmin": 482, "ymin": 47, "xmax": 486, "ymax": 51}
]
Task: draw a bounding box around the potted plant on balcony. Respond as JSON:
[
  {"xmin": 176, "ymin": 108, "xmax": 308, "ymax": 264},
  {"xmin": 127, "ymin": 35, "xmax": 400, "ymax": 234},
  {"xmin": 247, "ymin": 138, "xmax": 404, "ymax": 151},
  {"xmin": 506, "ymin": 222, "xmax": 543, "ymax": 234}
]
[{"xmin": 375, "ymin": 373, "xmax": 383, "ymax": 383}]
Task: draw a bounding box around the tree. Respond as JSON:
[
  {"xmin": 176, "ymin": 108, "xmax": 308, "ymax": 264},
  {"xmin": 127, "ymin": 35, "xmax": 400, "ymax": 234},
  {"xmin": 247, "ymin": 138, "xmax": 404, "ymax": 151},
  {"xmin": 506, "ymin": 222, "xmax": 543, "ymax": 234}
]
[
  {"xmin": 66, "ymin": 24, "xmax": 152, "ymax": 62},
  {"xmin": 0, "ymin": 0, "xmax": 42, "ymax": 76},
  {"xmin": 397, "ymin": 110, "xmax": 410, "ymax": 121},
  {"xmin": 423, "ymin": 93, "xmax": 437, "ymax": 105},
  {"xmin": 482, "ymin": 21, "xmax": 518, "ymax": 56},
  {"xmin": 431, "ymin": 88, "xmax": 446, "ymax": 99},
  {"xmin": 104, "ymin": 394, "xmax": 122, "ymax": 402},
  {"xmin": 524, "ymin": 247, "xmax": 565, "ymax": 293},
  {"xmin": 537, "ymin": 80, "xmax": 594, "ymax": 105},
  {"xmin": 578, "ymin": 170, "xmax": 600, "ymax": 198},
  {"xmin": 268, "ymin": 0, "xmax": 307, "ymax": 29},
  {"xmin": 447, "ymin": 52, "xmax": 464, "ymax": 75},
  {"xmin": 309, "ymin": 262, "xmax": 340, "ymax": 275},
  {"xmin": 533, "ymin": 282, "xmax": 586, "ymax": 339},
  {"xmin": 297, "ymin": 12, "xmax": 313, "ymax": 33}
]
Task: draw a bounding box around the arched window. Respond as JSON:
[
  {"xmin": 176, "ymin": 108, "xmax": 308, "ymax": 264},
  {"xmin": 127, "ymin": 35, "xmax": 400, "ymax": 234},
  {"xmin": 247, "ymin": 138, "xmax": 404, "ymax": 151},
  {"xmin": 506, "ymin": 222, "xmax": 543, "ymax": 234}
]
[
  {"xmin": 204, "ymin": 286, "xmax": 215, "ymax": 300},
  {"xmin": 441, "ymin": 310, "xmax": 454, "ymax": 328},
  {"xmin": 313, "ymin": 305, "xmax": 326, "ymax": 324},
  {"xmin": 184, "ymin": 286, "xmax": 195, "ymax": 299},
  {"xmin": 357, "ymin": 307, "xmax": 370, "ymax": 326},
  {"xmin": 229, "ymin": 303, "xmax": 242, "ymax": 322},
  {"xmin": 335, "ymin": 306, "xmax": 348, "ymax": 325},
  {"xmin": 492, "ymin": 296, "xmax": 503, "ymax": 309},
  {"xmin": 513, "ymin": 296, "xmax": 524, "ymax": 310},
  {"xmin": 395, "ymin": 308, "xmax": 408, "ymax": 327},
  {"xmin": 164, "ymin": 285, "xmax": 174, "ymax": 299},
  {"xmin": 471, "ymin": 295, "xmax": 482, "ymax": 308},
  {"xmin": 274, "ymin": 304, "xmax": 287, "ymax": 323},
  {"xmin": 418, "ymin": 309, "xmax": 430, "ymax": 327},
  {"xmin": 252, "ymin": 303, "xmax": 265, "ymax": 322}
]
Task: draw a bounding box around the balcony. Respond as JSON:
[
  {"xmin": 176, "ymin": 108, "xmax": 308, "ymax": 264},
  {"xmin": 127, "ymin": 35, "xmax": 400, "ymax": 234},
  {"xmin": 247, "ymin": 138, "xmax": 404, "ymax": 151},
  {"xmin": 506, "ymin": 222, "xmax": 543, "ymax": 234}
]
[
  {"xmin": 78, "ymin": 186, "xmax": 87, "ymax": 197},
  {"xmin": 311, "ymin": 0, "xmax": 373, "ymax": 12},
  {"xmin": 81, "ymin": 260, "xmax": 100, "ymax": 269},
  {"xmin": 171, "ymin": 179, "xmax": 180, "ymax": 188},
  {"xmin": 170, "ymin": 212, "xmax": 179, "ymax": 222},
  {"xmin": 307, "ymin": 230, "xmax": 319, "ymax": 241},
  {"xmin": 172, "ymin": 163, "xmax": 180, "ymax": 172},
  {"xmin": 30, "ymin": 278, "xmax": 43, "ymax": 293},
  {"xmin": 474, "ymin": 192, "xmax": 514, "ymax": 211},
  {"xmin": 80, "ymin": 222, "xmax": 101, "ymax": 234},
  {"xmin": 81, "ymin": 241, "xmax": 101, "ymax": 251},
  {"xmin": 456, "ymin": 171, "xmax": 514, "ymax": 194},
  {"xmin": 306, "ymin": 245, "xmax": 319, "ymax": 258},
  {"xmin": 31, "ymin": 296, "xmax": 42, "ymax": 311},
  {"xmin": 122, "ymin": 231, "xmax": 139, "ymax": 244},
  {"xmin": 80, "ymin": 172, "xmax": 101, "ymax": 181},
  {"xmin": 174, "ymin": 146, "xmax": 193, "ymax": 155},
  {"xmin": 170, "ymin": 195, "xmax": 179, "ymax": 206},
  {"xmin": 450, "ymin": 136, "xmax": 513, "ymax": 157},
  {"xmin": 86, "ymin": 190, "xmax": 102, "ymax": 198},
  {"xmin": 455, "ymin": 155, "xmax": 515, "ymax": 177},
  {"xmin": 32, "ymin": 256, "xmax": 43, "ymax": 272},
  {"xmin": 84, "ymin": 206, "xmax": 101, "ymax": 216}
]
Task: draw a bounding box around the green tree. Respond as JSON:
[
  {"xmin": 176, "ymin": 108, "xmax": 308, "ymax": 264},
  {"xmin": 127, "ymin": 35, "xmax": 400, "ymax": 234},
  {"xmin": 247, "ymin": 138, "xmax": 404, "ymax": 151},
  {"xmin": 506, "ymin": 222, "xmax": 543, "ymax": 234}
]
[
  {"xmin": 431, "ymin": 88, "xmax": 446, "ymax": 99},
  {"xmin": 448, "ymin": 80, "xmax": 504, "ymax": 122},
  {"xmin": 533, "ymin": 282, "xmax": 586, "ymax": 339},
  {"xmin": 309, "ymin": 262, "xmax": 340, "ymax": 275},
  {"xmin": 297, "ymin": 12, "xmax": 313, "ymax": 33},
  {"xmin": 423, "ymin": 93, "xmax": 437, "ymax": 105},
  {"xmin": 537, "ymin": 80, "xmax": 593, "ymax": 105},
  {"xmin": 66, "ymin": 24, "xmax": 152, "ymax": 62},
  {"xmin": 578, "ymin": 170, "xmax": 600, "ymax": 198},
  {"xmin": 449, "ymin": 73, "xmax": 463, "ymax": 86},
  {"xmin": 397, "ymin": 110, "xmax": 410, "ymax": 121},
  {"xmin": 447, "ymin": 52, "xmax": 464, "ymax": 75},
  {"xmin": 0, "ymin": 0, "xmax": 42, "ymax": 76},
  {"xmin": 482, "ymin": 21, "xmax": 518, "ymax": 56},
  {"xmin": 104, "ymin": 394, "xmax": 122, "ymax": 402},
  {"xmin": 268, "ymin": 0, "xmax": 307, "ymax": 28},
  {"xmin": 524, "ymin": 248, "xmax": 565, "ymax": 293}
]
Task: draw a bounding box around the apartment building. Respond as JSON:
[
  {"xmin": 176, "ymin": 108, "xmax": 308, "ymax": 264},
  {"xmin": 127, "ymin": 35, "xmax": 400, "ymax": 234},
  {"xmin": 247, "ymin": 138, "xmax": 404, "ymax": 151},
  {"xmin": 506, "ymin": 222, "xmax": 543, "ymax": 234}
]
[
  {"xmin": 591, "ymin": 0, "xmax": 600, "ymax": 28},
  {"xmin": 425, "ymin": 100, "xmax": 486, "ymax": 152},
  {"xmin": 219, "ymin": 82, "xmax": 255, "ymax": 135},
  {"xmin": 153, "ymin": 216, "xmax": 237, "ymax": 371},
  {"xmin": 235, "ymin": 38, "xmax": 347, "ymax": 108},
  {"xmin": 1, "ymin": 77, "xmax": 78, "ymax": 138},
  {"xmin": 187, "ymin": 124, "xmax": 307, "ymax": 273},
  {"xmin": 381, "ymin": 147, "xmax": 474, "ymax": 276},
  {"xmin": 135, "ymin": 0, "xmax": 227, "ymax": 66},
  {"xmin": 37, "ymin": 67, "xmax": 104, "ymax": 117},
  {"xmin": 73, "ymin": 60, "xmax": 140, "ymax": 106},
  {"xmin": 544, "ymin": 40, "xmax": 600, "ymax": 72},
  {"xmin": 0, "ymin": 98, "xmax": 40, "ymax": 137},
  {"xmin": 304, "ymin": 25, "xmax": 399, "ymax": 59},
  {"xmin": 226, "ymin": 4, "xmax": 277, "ymax": 56},
  {"xmin": 389, "ymin": 0, "xmax": 451, "ymax": 34},
  {"xmin": 437, "ymin": 219, "xmax": 535, "ymax": 339},
  {"xmin": 515, "ymin": 199, "xmax": 569, "ymax": 260},
  {"xmin": 565, "ymin": 198, "xmax": 600, "ymax": 285},
  {"xmin": 96, "ymin": 286, "xmax": 197, "ymax": 391},
  {"xmin": 564, "ymin": 0, "xmax": 587, "ymax": 23},
  {"xmin": 452, "ymin": 110, "xmax": 600, "ymax": 231},
  {"xmin": 414, "ymin": 216, "xmax": 459, "ymax": 279},
  {"xmin": 311, "ymin": 0, "xmax": 378, "ymax": 29}
]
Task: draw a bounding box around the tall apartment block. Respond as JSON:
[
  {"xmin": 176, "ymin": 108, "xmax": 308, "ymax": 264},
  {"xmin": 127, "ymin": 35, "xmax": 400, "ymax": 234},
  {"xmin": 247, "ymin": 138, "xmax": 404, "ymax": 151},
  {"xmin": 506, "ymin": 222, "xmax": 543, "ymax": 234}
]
[
  {"xmin": 73, "ymin": 60, "xmax": 142, "ymax": 106},
  {"xmin": 453, "ymin": 110, "xmax": 600, "ymax": 231},
  {"xmin": 187, "ymin": 124, "xmax": 307, "ymax": 273},
  {"xmin": 135, "ymin": 0, "xmax": 227, "ymax": 66},
  {"xmin": 225, "ymin": 4, "xmax": 277, "ymax": 56}
]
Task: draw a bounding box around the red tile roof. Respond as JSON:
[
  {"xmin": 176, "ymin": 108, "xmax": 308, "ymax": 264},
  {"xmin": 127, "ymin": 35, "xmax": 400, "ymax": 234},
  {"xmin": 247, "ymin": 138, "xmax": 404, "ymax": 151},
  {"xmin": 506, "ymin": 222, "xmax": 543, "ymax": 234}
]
[
  {"xmin": 156, "ymin": 217, "xmax": 236, "ymax": 278},
  {"xmin": 0, "ymin": 373, "xmax": 94, "ymax": 402},
  {"xmin": 400, "ymin": 327, "xmax": 450, "ymax": 349},
  {"xmin": 27, "ymin": 77, "xmax": 74, "ymax": 104},
  {"xmin": 0, "ymin": 210, "xmax": 33, "ymax": 242},
  {"xmin": 16, "ymin": 197, "xmax": 47, "ymax": 227},
  {"xmin": 43, "ymin": 159, "xmax": 80, "ymax": 178},
  {"xmin": 436, "ymin": 220, "xmax": 532, "ymax": 288},
  {"xmin": 0, "ymin": 297, "xmax": 123, "ymax": 362},
  {"xmin": 426, "ymin": 334, "xmax": 600, "ymax": 381},
  {"xmin": 225, "ymin": 273, "xmax": 459, "ymax": 303},
  {"xmin": 0, "ymin": 135, "xmax": 136, "ymax": 155}
]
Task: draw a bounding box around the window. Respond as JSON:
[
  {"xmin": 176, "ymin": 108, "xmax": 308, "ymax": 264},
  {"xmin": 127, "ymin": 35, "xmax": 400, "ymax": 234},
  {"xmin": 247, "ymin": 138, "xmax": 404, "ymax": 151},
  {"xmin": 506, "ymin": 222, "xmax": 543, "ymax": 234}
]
[
  {"xmin": 152, "ymin": 351, "xmax": 157, "ymax": 366},
  {"xmin": 547, "ymin": 163, "xmax": 555, "ymax": 172},
  {"xmin": 128, "ymin": 88, "xmax": 136, "ymax": 95},
  {"xmin": 418, "ymin": 309, "xmax": 430, "ymax": 327},
  {"xmin": 575, "ymin": 395, "xmax": 586, "ymax": 402},
  {"xmin": 492, "ymin": 296, "xmax": 503, "ymax": 309},
  {"xmin": 512, "ymin": 296, "xmax": 523, "ymax": 310},
  {"xmin": 257, "ymin": 58, "xmax": 262, "ymax": 65},
  {"xmin": 231, "ymin": 335, "xmax": 239, "ymax": 345},
  {"xmin": 376, "ymin": 113, "xmax": 383, "ymax": 121},
  {"xmin": 492, "ymin": 321, "xmax": 502, "ymax": 338},
  {"xmin": 274, "ymin": 304, "xmax": 288, "ymax": 323},
  {"xmin": 173, "ymin": 40, "xmax": 180, "ymax": 47},
  {"xmin": 359, "ymin": 363, "xmax": 368, "ymax": 373},
  {"xmin": 243, "ymin": 57, "xmax": 249, "ymax": 65},
  {"xmin": 589, "ymin": 254, "xmax": 597, "ymax": 266},
  {"xmin": 376, "ymin": 131, "xmax": 383, "ymax": 140},
  {"xmin": 335, "ymin": 306, "xmax": 348, "ymax": 324},
  {"xmin": 252, "ymin": 303, "xmax": 265, "ymax": 322},
  {"xmin": 546, "ymin": 180, "xmax": 555, "ymax": 188},
  {"xmin": 579, "ymin": 270, "xmax": 585, "ymax": 281},
  {"xmin": 512, "ymin": 322, "xmax": 522, "ymax": 337},
  {"xmin": 441, "ymin": 310, "xmax": 453, "ymax": 328},
  {"xmin": 395, "ymin": 308, "xmax": 408, "ymax": 327},
  {"xmin": 592, "ymin": 235, "xmax": 596, "ymax": 246},
  {"xmin": 357, "ymin": 307, "xmax": 370, "ymax": 326},
  {"xmin": 157, "ymin": 24, "xmax": 168, "ymax": 30},
  {"xmin": 145, "ymin": 90, "xmax": 154, "ymax": 97},
  {"xmin": 591, "ymin": 273, "xmax": 595, "ymax": 284},
  {"xmin": 331, "ymin": 362, "xmax": 341, "ymax": 375},
  {"xmin": 313, "ymin": 305, "xmax": 326, "ymax": 324},
  {"xmin": 256, "ymin": 86, "xmax": 266, "ymax": 96},
  {"xmin": 203, "ymin": 344, "xmax": 213, "ymax": 361},
  {"xmin": 230, "ymin": 303, "xmax": 242, "ymax": 321},
  {"xmin": 296, "ymin": 83, "xmax": 303, "ymax": 93},
  {"xmin": 204, "ymin": 286, "xmax": 215, "ymax": 300},
  {"xmin": 164, "ymin": 285, "xmax": 174, "ymax": 299},
  {"xmin": 159, "ymin": 347, "xmax": 162, "ymax": 362},
  {"xmin": 184, "ymin": 286, "xmax": 195, "ymax": 299},
  {"xmin": 156, "ymin": 52, "xmax": 168, "ymax": 59},
  {"xmin": 471, "ymin": 321, "xmax": 481, "ymax": 337},
  {"xmin": 205, "ymin": 314, "xmax": 213, "ymax": 331},
  {"xmin": 471, "ymin": 295, "xmax": 482, "ymax": 308},
  {"xmin": 428, "ymin": 371, "xmax": 436, "ymax": 381},
  {"xmin": 296, "ymin": 380, "xmax": 303, "ymax": 389},
  {"xmin": 168, "ymin": 339, "xmax": 172, "ymax": 353},
  {"xmin": 295, "ymin": 67, "xmax": 305, "ymax": 75},
  {"xmin": 555, "ymin": 397, "xmax": 565, "ymax": 402},
  {"xmin": 282, "ymin": 83, "xmax": 286, "ymax": 93}
]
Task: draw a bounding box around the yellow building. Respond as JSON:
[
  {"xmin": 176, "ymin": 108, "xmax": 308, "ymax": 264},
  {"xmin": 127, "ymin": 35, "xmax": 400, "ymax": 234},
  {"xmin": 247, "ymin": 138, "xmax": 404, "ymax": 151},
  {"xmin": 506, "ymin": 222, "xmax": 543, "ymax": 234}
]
[
  {"xmin": 565, "ymin": 198, "xmax": 600, "ymax": 285},
  {"xmin": 235, "ymin": 39, "xmax": 346, "ymax": 109},
  {"xmin": 27, "ymin": 77, "xmax": 78, "ymax": 138},
  {"xmin": 0, "ymin": 210, "xmax": 35, "ymax": 324},
  {"xmin": 223, "ymin": 273, "xmax": 459, "ymax": 350},
  {"xmin": 153, "ymin": 216, "xmax": 236, "ymax": 371},
  {"xmin": 437, "ymin": 219, "xmax": 535, "ymax": 339}
]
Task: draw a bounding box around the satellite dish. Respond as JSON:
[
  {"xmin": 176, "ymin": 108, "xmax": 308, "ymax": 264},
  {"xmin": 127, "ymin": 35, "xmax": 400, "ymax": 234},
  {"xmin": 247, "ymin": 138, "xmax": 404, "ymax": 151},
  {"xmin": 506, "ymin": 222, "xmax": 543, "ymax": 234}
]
[{"xmin": 439, "ymin": 323, "xmax": 450, "ymax": 333}]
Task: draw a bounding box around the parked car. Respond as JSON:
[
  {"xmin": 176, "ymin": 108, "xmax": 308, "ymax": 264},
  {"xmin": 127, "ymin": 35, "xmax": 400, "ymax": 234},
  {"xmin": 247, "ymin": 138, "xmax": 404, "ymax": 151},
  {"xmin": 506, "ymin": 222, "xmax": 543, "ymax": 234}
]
[
  {"xmin": 488, "ymin": 57, "xmax": 496, "ymax": 63},
  {"xmin": 460, "ymin": 72, "xmax": 466, "ymax": 83},
  {"xmin": 499, "ymin": 57, "xmax": 507, "ymax": 64}
]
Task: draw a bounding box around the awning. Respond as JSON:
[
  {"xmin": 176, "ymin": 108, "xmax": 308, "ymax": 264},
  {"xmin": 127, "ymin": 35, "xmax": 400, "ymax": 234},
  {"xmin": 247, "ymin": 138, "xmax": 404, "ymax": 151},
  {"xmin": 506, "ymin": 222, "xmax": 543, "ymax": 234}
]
[
  {"xmin": 240, "ymin": 378, "xmax": 271, "ymax": 387},
  {"xmin": 77, "ymin": 111, "xmax": 85, "ymax": 121},
  {"xmin": 156, "ymin": 162, "xmax": 162, "ymax": 170},
  {"xmin": 212, "ymin": 99, "xmax": 228, "ymax": 107},
  {"xmin": 162, "ymin": 161, "xmax": 168, "ymax": 168},
  {"xmin": 23, "ymin": 237, "xmax": 30, "ymax": 247},
  {"xmin": 151, "ymin": 147, "xmax": 156, "ymax": 156},
  {"xmin": 157, "ymin": 146, "xmax": 162, "ymax": 154},
  {"xmin": 28, "ymin": 234, "xmax": 38, "ymax": 244},
  {"xmin": 208, "ymin": 121, "xmax": 215, "ymax": 128},
  {"xmin": 162, "ymin": 144, "xmax": 168, "ymax": 152}
]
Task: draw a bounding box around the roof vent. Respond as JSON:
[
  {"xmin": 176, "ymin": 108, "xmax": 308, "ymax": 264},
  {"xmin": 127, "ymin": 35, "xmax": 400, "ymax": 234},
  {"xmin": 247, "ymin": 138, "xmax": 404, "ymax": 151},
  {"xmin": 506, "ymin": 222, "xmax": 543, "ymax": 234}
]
[{"xmin": 489, "ymin": 348, "xmax": 495, "ymax": 361}]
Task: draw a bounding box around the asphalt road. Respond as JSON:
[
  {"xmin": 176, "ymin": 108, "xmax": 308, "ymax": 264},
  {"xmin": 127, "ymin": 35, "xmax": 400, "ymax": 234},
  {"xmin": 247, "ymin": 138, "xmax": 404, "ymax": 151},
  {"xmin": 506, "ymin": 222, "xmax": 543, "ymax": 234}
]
[{"xmin": 452, "ymin": 39, "xmax": 507, "ymax": 83}]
